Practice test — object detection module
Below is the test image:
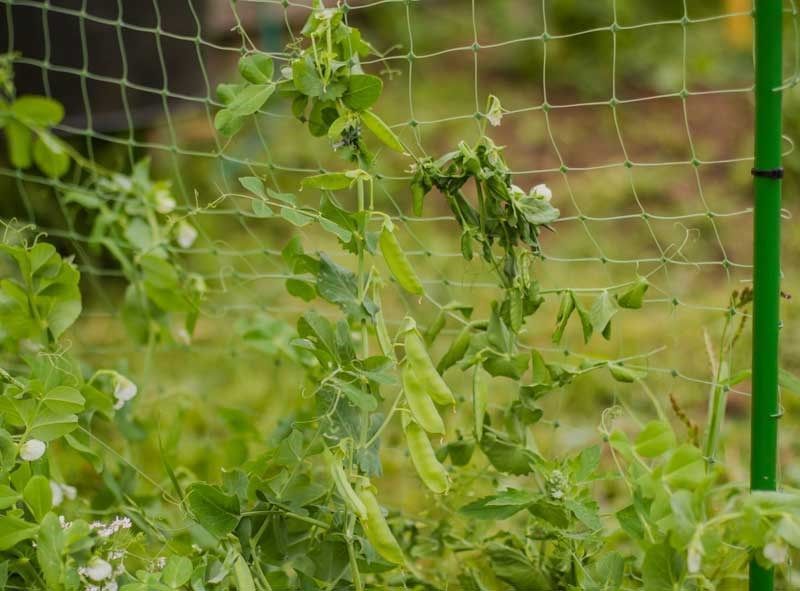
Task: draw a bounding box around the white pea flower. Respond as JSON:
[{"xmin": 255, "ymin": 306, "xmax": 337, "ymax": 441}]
[
  {"xmin": 50, "ymin": 481, "xmax": 64, "ymax": 506},
  {"xmin": 84, "ymin": 557, "xmax": 113, "ymax": 581},
  {"xmin": 113, "ymin": 374, "xmax": 138, "ymax": 405},
  {"xmin": 763, "ymin": 542, "xmax": 788, "ymax": 565},
  {"xmin": 530, "ymin": 183, "xmax": 552, "ymax": 202},
  {"xmin": 19, "ymin": 439, "xmax": 46, "ymax": 461},
  {"xmin": 154, "ymin": 189, "xmax": 176, "ymax": 214},
  {"xmin": 486, "ymin": 94, "xmax": 503, "ymax": 127},
  {"xmin": 176, "ymin": 221, "xmax": 198, "ymax": 249},
  {"xmin": 62, "ymin": 483, "xmax": 77, "ymax": 500}
]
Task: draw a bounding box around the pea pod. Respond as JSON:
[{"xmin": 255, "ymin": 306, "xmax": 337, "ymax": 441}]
[
  {"xmin": 379, "ymin": 226, "xmax": 423, "ymax": 295},
  {"xmin": 323, "ymin": 449, "xmax": 367, "ymax": 520},
  {"xmin": 357, "ymin": 486, "xmax": 405, "ymax": 565},
  {"xmin": 436, "ymin": 326, "xmax": 472, "ymax": 374},
  {"xmin": 405, "ymin": 331, "xmax": 455, "ymax": 406},
  {"xmin": 473, "ymin": 367, "xmax": 489, "ymax": 441},
  {"xmin": 402, "ymin": 365, "xmax": 445, "ymax": 434},
  {"xmin": 404, "ymin": 420, "xmax": 449, "ymax": 494}
]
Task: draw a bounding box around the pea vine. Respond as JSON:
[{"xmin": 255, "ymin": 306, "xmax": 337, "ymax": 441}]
[{"xmin": 0, "ymin": 2, "xmax": 798, "ymax": 590}]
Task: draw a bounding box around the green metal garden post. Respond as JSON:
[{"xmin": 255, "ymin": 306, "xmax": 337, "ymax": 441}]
[{"xmin": 751, "ymin": 0, "xmax": 783, "ymax": 590}]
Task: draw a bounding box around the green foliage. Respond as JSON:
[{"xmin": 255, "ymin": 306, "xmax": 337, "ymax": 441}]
[{"xmin": 0, "ymin": 2, "xmax": 795, "ymax": 590}]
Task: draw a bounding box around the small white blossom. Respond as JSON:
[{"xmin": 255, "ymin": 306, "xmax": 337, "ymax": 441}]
[
  {"xmin": 154, "ymin": 189, "xmax": 176, "ymax": 214},
  {"xmin": 175, "ymin": 327, "xmax": 192, "ymax": 346},
  {"xmin": 113, "ymin": 374, "xmax": 137, "ymax": 410},
  {"xmin": 486, "ymin": 95, "xmax": 503, "ymax": 127},
  {"xmin": 530, "ymin": 183, "xmax": 552, "ymax": 202},
  {"xmin": 763, "ymin": 542, "xmax": 788, "ymax": 565},
  {"xmin": 59, "ymin": 515, "xmax": 72, "ymax": 529},
  {"xmin": 152, "ymin": 556, "xmax": 167, "ymax": 571},
  {"xmin": 50, "ymin": 481, "xmax": 64, "ymax": 506},
  {"xmin": 176, "ymin": 221, "xmax": 198, "ymax": 249},
  {"xmin": 90, "ymin": 516, "xmax": 132, "ymax": 538},
  {"xmin": 107, "ymin": 550, "xmax": 125, "ymax": 561},
  {"xmin": 103, "ymin": 582, "xmax": 119, "ymax": 591},
  {"xmin": 19, "ymin": 439, "xmax": 46, "ymax": 461},
  {"xmin": 83, "ymin": 557, "xmax": 113, "ymax": 581},
  {"xmin": 62, "ymin": 484, "xmax": 77, "ymax": 500}
]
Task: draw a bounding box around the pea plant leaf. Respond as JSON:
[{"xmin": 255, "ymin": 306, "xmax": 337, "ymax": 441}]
[
  {"xmin": 342, "ymin": 74, "xmax": 383, "ymax": 111},
  {"xmin": 185, "ymin": 483, "xmax": 241, "ymax": 539}
]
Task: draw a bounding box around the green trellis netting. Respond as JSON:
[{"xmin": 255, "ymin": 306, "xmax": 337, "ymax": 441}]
[{"xmin": 0, "ymin": 0, "xmax": 798, "ymax": 588}]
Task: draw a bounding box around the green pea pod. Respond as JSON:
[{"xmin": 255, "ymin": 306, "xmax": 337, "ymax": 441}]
[
  {"xmin": 473, "ymin": 367, "xmax": 489, "ymax": 442},
  {"xmin": 357, "ymin": 487, "xmax": 405, "ymax": 565},
  {"xmin": 405, "ymin": 331, "xmax": 455, "ymax": 406},
  {"xmin": 323, "ymin": 449, "xmax": 367, "ymax": 520},
  {"xmin": 402, "ymin": 365, "xmax": 445, "ymax": 435},
  {"xmin": 372, "ymin": 285, "xmax": 396, "ymax": 360},
  {"xmin": 436, "ymin": 326, "xmax": 472, "ymax": 374},
  {"xmin": 379, "ymin": 226, "xmax": 424, "ymax": 295},
  {"xmin": 404, "ymin": 420, "xmax": 449, "ymax": 494}
]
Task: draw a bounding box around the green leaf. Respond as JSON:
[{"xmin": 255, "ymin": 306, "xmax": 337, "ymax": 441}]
[
  {"xmin": 36, "ymin": 513, "xmax": 64, "ymax": 590},
  {"xmin": 185, "ymin": 483, "xmax": 241, "ymax": 539},
  {"xmin": 43, "ymin": 386, "xmax": 85, "ymax": 414},
  {"xmin": 332, "ymin": 378, "xmax": 377, "ymax": 412},
  {"xmin": 251, "ymin": 200, "xmax": 273, "ymax": 218},
  {"xmin": 162, "ymin": 555, "xmax": 193, "ymax": 588},
  {"xmin": 280, "ymin": 207, "xmax": 314, "ymax": 227},
  {"xmin": 551, "ymin": 290, "xmax": 575, "ymax": 344},
  {"xmin": 342, "ymin": 74, "xmax": 383, "ymax": 110},
  {"xmin": 616, "ymin": 504, "xmax": 645, "ymax": 540},
  {"xmin": 33, "ymin": 132, "xmax": 71, "ymax": 178},
  {"xmin": 0, "ymin": 514, "xmax": 37, "ymax": 550},
  {"xmin": 316, "ymin": 254, "xmax": 363, "ymax": 319},
  {"xmin": 29, "ymin": 410, "xmax": 78, "ymax": 441},
  {"xmin": 214, "ymin": 109, "xmax": 245, "ymax": 136},
  {"xmin": 360, "ymin": 109, "xmax": 404, "ymax": 153},
  {"xmin": 239, "ymin": 176, "xmax": 266, "ymax": 198},
  {"xmin": 5, "ymin": 119, "xmax": 33, "ymax": 168},
  {"xmin": 479, "ymin": 430, "xmax": 540, "ymax": 475},
  {"xmin": 590, "ymin": 291, "xmax": 618, "ymax": 339},
  {"xmin": 292, "ymin": 58, "xmax": 324, "ymax": 97},
  {"xmin": 0, "ymin": 485, "xmax": 20, "ymax": 510},
  {"xmin": 238, "ymin": 53, "xmax": 274, "ymax": 84},
  {"xmin": 12, "ymin": 96, "xmax": 64, "ymax": 126},
  {"xmin": 286, "ymin": 278, "xmax": 316, "ymax": 302},
  {"xmin": 224, "ymin": 84, "xmax": 275, "ymax": 118},
  {"xmin": 460, "ymin": 490, "xmax": 538, "ymax": 520},
  {"xmin": 663, "ymin": 444, "xmax": 705, "ymax": 489},
  {"xmin": 642, "ymin": 542, "xmax": 684, "ymax": 591},
  {"xmin": 301, "ymin": 172, "xmax": 354, "ymax": 191},
  {"xmin": 617, "ymin": 276, "xmax": 649, "ymax": 309},
  {"xmin": 634, "ymin": 421, "xmax": 675, "ymax": 458}
]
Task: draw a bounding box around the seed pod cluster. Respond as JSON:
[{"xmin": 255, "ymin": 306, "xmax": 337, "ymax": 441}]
[{"xmin": 401, "ymin": 329, "xmax": 455, "ymax": 493}]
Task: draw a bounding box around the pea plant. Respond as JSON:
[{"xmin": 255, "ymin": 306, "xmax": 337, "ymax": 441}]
[
  {"xmin": 0, "ymin": 1, "xmax": 798, "ymax": 590},
  {"xmin": 0, "ymin": 54, "xmax": 205, "ymax": 348}
]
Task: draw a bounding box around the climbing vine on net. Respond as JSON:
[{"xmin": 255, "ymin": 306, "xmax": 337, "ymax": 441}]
[{"xmin": 0, "ymin": 2, "xmax": 798, "ymax": 591}]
